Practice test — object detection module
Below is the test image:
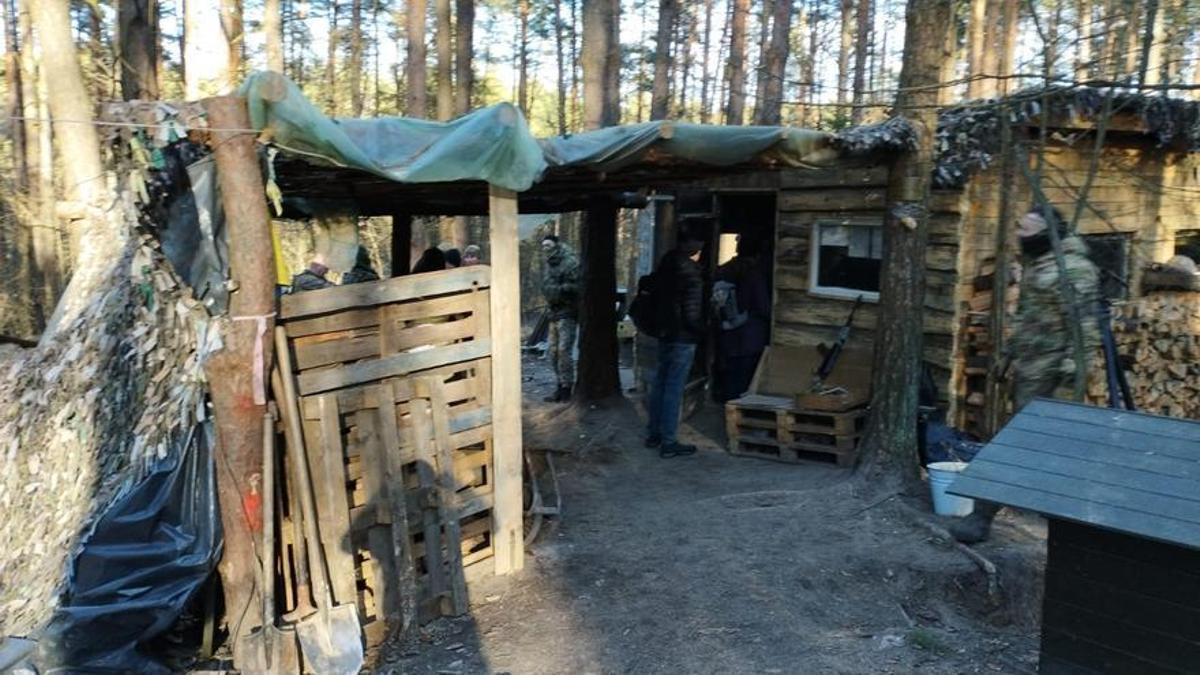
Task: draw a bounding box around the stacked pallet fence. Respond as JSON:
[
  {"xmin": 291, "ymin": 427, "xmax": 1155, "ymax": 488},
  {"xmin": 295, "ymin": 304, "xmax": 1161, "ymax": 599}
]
[
  {"xmin": 725, "ymin": 345, "xmax": 872, "ymax": 467},
  {"xmin": 279, "ymin": 266, "xmax": 496, "ymax": 646}
]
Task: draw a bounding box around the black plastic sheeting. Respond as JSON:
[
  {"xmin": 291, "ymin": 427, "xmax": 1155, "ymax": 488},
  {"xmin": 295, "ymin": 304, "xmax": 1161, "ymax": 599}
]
[{"xmin": 31, "ymin": 421, "xmax": 223, "ymax": 674}]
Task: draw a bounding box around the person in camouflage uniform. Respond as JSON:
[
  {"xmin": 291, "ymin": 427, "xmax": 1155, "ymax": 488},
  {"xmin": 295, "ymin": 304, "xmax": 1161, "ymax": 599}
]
[
  {"xmin": 541, "ymin": 235, "xmax": 581, "ymax": 402},
  {"xmin": 952, "ymin": 206, "xmax": 1101, "ymax": 544}
]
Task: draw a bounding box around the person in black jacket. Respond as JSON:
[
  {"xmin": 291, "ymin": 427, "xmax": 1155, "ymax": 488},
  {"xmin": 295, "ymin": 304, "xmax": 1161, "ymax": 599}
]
[
  {"xmin": 645, "ymin": 233, "xmax": 706, "ymax": 458},
  {"xmin": 714, "ymin": 236, "xmax": 771, "ymax": 401}
]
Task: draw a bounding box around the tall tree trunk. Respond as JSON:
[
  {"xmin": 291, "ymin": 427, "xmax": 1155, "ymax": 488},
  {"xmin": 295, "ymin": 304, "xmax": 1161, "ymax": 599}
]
[
  {"xmin": 570, "ymin": 0, "xmax": 580, "ymax": 129},
  {"xmin": 30, "ymin": 0, "xmax": 121, "ymax": 333},
  {"xmin": 724, "ymin": 0, "xmax": 749, "ymax": 124},
  {"xmin": 837, "ymin": 0, "xmax": 853, "ymax": 107},
  {"xmin": 436, "ymin": 0, "xmax": 453, "ymax": 119},
  {"xmin": 977, "ymin": 0, "xmax": 1003, "ymax": 97},
  {"xmin": 118, "ymin": 0, "xmax": 159, "ymax": 99},
  {"xmin": 857, "ymin": 0, "xmax": 952, "ymax": 483},
  {"xmin": 851, "ymin": 0, "xmax": 872, "ymax": 123},
  {"xmin": 677, "ymin": 4, "xmax": 695, "ymax": 116},
  {"xmin": 582, "ymin": 0, "xmax": 609, "ymax": 129},
  {"xmin": 998, "ymin": 0, "xmax": 1019, "ymax": 94},
  {"xmin": 4, "ymin": 0, "xmax": 26, "ymax": 189},
  {"xmin": 406, "ymin": 0, "xmax": 427, "ymax": 116},
  {"xmin": 650, "ymin": 0, "xmax": 676, "ymax": 120},
  {"xmin": 349, "ymin": 0, "xmax": 365, "ymax": 115},
  {"xmin": 1122, "ymin": 0, "xmax": 1143, "ymax": 78},
  {"xmin": 1074, "ymin": 0, "xmax": 1091, "ymax": 81},
  {"xmin": 938, "ymin": 0, "xmax": 958, "ymax": 104},
  {"xmin": 1142, "ymin": 0, "xmax": 1164, "ymax": 84},
  {"xmin": 455, "ymin": 0, "xmax": 474, "ymax": 114},
  {"xmin": 698, "ymin": 0, "xmax": 714, "ymax": 122},
  {"xmin": 264, "ymin": 0, "xmax": 284, "ymax": 71},
  {"xmin": 1045, "ymin": 0, "xmax": 1061, "ymax": 79},
  {"xmin": 516, "ymin": 0, "xmax": 530, "ymax": 115},
  {"xmin": 555, "ymin": 0, "xmax": 569, "ymax": 130},
  {"xmin": 966, "ymin": 0, "xmax": 987, "ymax": 97},
  {"xmin": 577, "ymin": 0, "xmax": 621, "ymax": 402},
  {"xmin": 754, "ymin": 0, "xmax": 775, "ymax": 116},
  {"xmin": 805, "ymin": 0, "xmax": 820, "ymax": 125},
  {"xmin": 219, "ymin": 0, "xmax": 243, "ymax": 87},
  {"xmin": 755, "ymin": 0, "xmax": 792, "ymax": 124},
  {"xmin": 604, "ymin": 0, "xmax": 621, "ymax": 124},
  {"xmin": 326, "ymin": 0, "xmax": 339, "ymax": 112}
]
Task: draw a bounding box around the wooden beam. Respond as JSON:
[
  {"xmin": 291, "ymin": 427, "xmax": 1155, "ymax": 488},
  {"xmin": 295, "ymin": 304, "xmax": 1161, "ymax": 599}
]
[
  {"xmin": 487, "ymin": 185, "xmax": 524, "ymax": 574},
  {"xmin": 391, "ymin": 212, "xmax": 413, "ymax": 276},
  {"xmin": 200, "ymin": 95, "xmax": 277, "ymax": 664}
]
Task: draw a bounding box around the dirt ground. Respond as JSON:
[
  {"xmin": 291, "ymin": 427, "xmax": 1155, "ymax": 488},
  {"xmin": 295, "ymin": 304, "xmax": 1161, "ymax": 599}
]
[{"xmin": 372, "ymin": 354, "xmax": 1047, "ymax": 674}]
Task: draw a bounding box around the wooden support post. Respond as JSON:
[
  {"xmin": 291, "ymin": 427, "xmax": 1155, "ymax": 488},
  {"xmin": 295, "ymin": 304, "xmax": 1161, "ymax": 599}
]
[
  {"xmin": 391, "ymin": 212, "xmax": 412, "ymax": 276},
  {"xmin": 201, "ymin": 95, "xmax": 278, "ymax": 661},
  {"xmin": 488, "ymin": 185, "xmax": 524, "ymax": 574},
  {"xmin": 653, "ymin": 196, "xmax": 676, "ymax": 266}
]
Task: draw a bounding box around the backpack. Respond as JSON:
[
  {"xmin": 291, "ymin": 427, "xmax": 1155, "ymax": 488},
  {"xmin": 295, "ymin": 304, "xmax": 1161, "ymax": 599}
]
[
  {"xmin": 630, "ymin": 270, "xmax": 667, "ymax": 338},
  {"xmin": 712, "ymin": 280, "xmax": 748, "ymax": 330}
]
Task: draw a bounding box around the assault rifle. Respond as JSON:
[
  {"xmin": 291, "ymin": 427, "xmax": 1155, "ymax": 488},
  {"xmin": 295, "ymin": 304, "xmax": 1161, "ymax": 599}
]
[{"xmin": 810, "ymin": 295, "xmax": 864, "ymax": 392}]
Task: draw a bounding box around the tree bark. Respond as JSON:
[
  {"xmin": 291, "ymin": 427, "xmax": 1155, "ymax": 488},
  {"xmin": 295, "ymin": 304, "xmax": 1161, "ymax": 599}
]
[
  {"xmin": 516, "ymin": 0, "xmax": 530, "ymax": 116},
  {"xmin": 326, "ymin": 0, "xmax": 339, "ymax": 112},
  {"xmin": 31, "ymin": 0, "xmax": 124, "ymax": 338},
  {"xmin": 1074, "ymin": 0, "xmax": 1091, "ymax": 81},
  {"xmin": 118, "ymin": 0, "xmax": 159, "ymax": 100},
  {"xmin": 698, "ymin": 0, "xmax": 714, "ymax": 122},
  {"xmin": 582, "ymin": 0, "xmax": 609, "ymax": 129},
  {"xmin": 677, "ymin": 4, "xmax": 695, "ymax": 116},
  {"xmin": 604, "ymin": 0, "xmax": 621, "ymax": 124},
  {"xmin": 1142, "ymin": 0, "xmax": 1163, "ymax": 85},
  {"xmin": 837, "ymin": 0, "xmax": 853, "ymax": 107},
  {"xmin": 555, "ymin": 0, "xmax": 569, "ymax": 130},
  {"xmin": 938, "ymin": 0, "xmax": 958, "ymax": 105},
  {"xmin": 202, "ymin": 96, "xmax": 278, "ymax": 669},
  {"xmin": 4, "ymin": 0, "xmax": 27, "ymax": 189},
  {"xmin": 805, "ymin": 0, "xmax": 821, "ymax": 125},
  {"xmin": 264, "ymin": 0, "xmax": 284, "ymax": 71},
  {"xmin": 219, "ymin": 0, "xmax": 243, "ymax": 87},
  {"xmin": 575, "ymin": 200, "xmax": 621, "ymax": 401},
  {"xmin": 856, "ymin": 0, "xmax": 951, "ymax": 484},
  {"xmin": 754, "ymin": 0, "xmax": 775, "ymax": 117},
  {"xmin": 723, "ymin": 0, "xmax": 749, "ymax": 124},
  {"xmin": 997, "ymin": 0, "xmax": 1019, "ymax": 95},
  {"xmin": 406, "ymin": 0, "xmax": 428, "ymax": 116},
  {"xmin": 851, "ymin": 0, "xmax": 872, "ymax": 123},
  {"xmin": 754, "ymin": 0, "xmax": 792, "ymax": 125},
  {"xmin": 966, "ymin": 0, "xmax": 988, "ymax": 97},
  {"xmin": 569, "ymin": 0, "xmax": 580, "ymax": 129},
  {"xmin": 436, "ymin": 0, "xmax": 453, "ymax": 119},
  {"xmin": 349, "ymin": 0, "xmax": 365, "ymax": 115},
  {"xmin": 455, "ymin": 0, "xmax": 474, "ymax": 114},
  {"xmin": 650, "ymin": 0, "xmax": 676, "ymax": 120}
]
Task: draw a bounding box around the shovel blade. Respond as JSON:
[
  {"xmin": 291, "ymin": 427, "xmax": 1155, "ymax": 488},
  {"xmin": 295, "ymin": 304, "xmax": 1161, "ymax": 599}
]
[{"xmin": 295, "ymin": 606, "xmax": 364, "ymax": 675}]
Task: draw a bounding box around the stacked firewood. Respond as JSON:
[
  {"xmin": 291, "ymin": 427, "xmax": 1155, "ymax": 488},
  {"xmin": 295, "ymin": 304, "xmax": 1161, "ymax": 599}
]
[
  {"xmin": 959, "ymin": 259, "xmax": 1019, "ymax": 436},
  {"xmin": 1087, "ymin": 291, "xmax": 1200, "ymax": 419}
]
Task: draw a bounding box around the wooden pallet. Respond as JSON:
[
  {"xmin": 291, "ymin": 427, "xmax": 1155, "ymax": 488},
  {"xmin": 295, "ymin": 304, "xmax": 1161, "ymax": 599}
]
[
  {"xmin": 725, "ymin": 394, "xmax": 866, "ymax": 466},
  {"xmin": 279, "ymin": 268, "xmax": 496, "ymax": 647}
]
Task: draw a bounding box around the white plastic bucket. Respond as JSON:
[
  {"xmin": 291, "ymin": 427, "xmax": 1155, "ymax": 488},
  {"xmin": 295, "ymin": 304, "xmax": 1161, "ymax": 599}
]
[{"xmin": 927, "ymin": 461, "xmax": 974, "ymax": 517}]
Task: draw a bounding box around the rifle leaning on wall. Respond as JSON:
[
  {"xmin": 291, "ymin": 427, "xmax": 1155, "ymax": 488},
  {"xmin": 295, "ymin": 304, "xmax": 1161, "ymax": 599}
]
[
  {"xmin": 1097, "ymin": 297, "xmax": 1136, "ymax": 411},
  {"xmin": 810, "ymin": 295, "xmax": 864, "ymax": 392}
]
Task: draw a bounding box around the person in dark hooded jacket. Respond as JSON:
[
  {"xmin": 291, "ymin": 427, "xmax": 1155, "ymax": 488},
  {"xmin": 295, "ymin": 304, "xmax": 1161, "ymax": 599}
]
[
  {"xmin": 713, "ymin": 236, "xmax": 770, "ymax": 401},
  {"xmin": 645, "ymin": 228, "xmax": 706, "ymax": 458}
]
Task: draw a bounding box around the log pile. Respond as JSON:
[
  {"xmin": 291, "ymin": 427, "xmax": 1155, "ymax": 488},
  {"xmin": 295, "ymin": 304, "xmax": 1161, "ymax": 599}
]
[
  {"xmin": 959, "ymin": 258, "xmax": 1019, "ymax": 437},
  {"xmin": 0, "ymin": 237, "xmax": 212, "ymax": 637},
  {"xmin": 1087, "ymin": 291, "xmax": 1200, "ymax": 419}
]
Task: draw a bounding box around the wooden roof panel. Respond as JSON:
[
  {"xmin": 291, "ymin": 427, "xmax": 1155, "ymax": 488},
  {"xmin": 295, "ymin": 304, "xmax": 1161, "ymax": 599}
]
[{"xmin": 949, "ymin": 400, "xmax": 1200, "ymax": 549}]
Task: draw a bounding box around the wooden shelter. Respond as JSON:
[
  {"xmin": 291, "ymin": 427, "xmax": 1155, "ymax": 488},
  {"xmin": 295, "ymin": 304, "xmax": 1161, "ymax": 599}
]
[
  {"xmin": 671, "ymin": 87, "xmax": 1200, "ymax": 436},
  {"xmin": 950, "ymin": 400, "xmax": 1200, "ymax": 673}
]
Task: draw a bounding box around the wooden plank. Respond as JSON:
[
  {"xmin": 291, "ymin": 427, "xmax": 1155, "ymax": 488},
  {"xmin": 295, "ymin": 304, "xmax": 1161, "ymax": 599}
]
[
  {"xmin": 1019, "ymin": 399, "xmax": 1200, "ymax": 443},
  {"xmin": 488, "ymin": 185, "xmax": 524, "ymax": 575},
  {"xmin": 294, "ymin": 329, "xmax": 381, "ymax": 370},
  {"xmin": 298, "ymin": 338, "xmax": 492, "ymax": 395},
  {"xmin": 281, "ymin": 265, "xmax": 492, "ymax": 319},
  {"xmin": 379, "ymin": 316, "xmax": 479, "ymax": 355},
  {"xmin": 422, "ymin": 376, "xmax": 469, "ymax": 616},
  {"xmin": 355, "ymin": 410, "xmax": 387, "ymax": 523},
  {"xmin": 409, "ymin": 395, "xmax": 448, "ymax": 608},
  {"xmin": 314, "ymin": 394, "xmax": 360, "ymax": 609},
  {"xmin": 378, "ymin": 291, "xmax": 482, "ymax": 326},
  {"xmin": 779, "ymin": 164, "xmax": 889, "ymax": 189},
  {"xmin": 374, "ymin": 382, "xmax": 419, "ymax": 635},
  {"xmin": 301, "ymin": 359, "xmax": 491, "ymax": 419},
  {"xmin": 778, "ymin": 187, "xmax": 886, "ymax": 212},
  {"xmin": 284, "ymin": 306, "xmax": 381, "ymax": 339}
]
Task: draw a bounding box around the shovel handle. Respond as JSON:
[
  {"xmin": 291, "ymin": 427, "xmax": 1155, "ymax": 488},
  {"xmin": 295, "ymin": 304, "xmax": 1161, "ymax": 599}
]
[
  {"xmin": 274, "ymin": 326, "xmax": 337, "ymax": 611},
  {"xmin": 272, "ymin": 366, "xmax": 316, "ymax": 619},
  {"xmin": 262, "ymin": 410, "xmax": 276, "ymax": 627}
]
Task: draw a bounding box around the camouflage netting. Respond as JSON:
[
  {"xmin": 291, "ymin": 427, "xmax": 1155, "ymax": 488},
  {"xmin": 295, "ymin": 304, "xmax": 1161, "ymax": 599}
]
[
  {"xmin": 834, "ymin": 85, "xmax": 1200, "ymax": 189},
  {"xmin": 0, "ymin": 197, "xmax": 214, "ymax": 638}
]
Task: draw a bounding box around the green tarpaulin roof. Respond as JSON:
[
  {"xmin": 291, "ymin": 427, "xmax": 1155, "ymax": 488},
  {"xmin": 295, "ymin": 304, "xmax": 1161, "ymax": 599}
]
[{"xmin": 241, "ymin": 72, "xmax": 836, "ymax": 196}]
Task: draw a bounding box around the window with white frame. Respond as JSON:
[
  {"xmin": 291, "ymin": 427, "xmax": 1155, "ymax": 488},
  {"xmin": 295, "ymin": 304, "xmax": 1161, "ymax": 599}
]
[{"xmin": 809, "ymin": 219, "xmax": 883, "ymax": 301}]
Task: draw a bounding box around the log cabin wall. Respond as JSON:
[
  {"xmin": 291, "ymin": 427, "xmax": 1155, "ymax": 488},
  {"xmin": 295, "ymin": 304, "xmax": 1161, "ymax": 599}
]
[
  {"xmin": 765, "ymin": 159, "xmax": 964, "ymax": 407},
  {"xmin": 952, "ymin": 136, "xmax": 1200, "ymax": 429}
]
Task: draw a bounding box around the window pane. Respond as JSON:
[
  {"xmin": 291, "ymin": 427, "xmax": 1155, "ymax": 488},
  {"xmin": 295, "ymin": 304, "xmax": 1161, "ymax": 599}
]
[
  {"xmin": 1176, "ymin": 231, "xmax": 1200, "ymax": 263},
  {"xmin": 816, "ymin": 223, "xmax": 882, "ymax": 293},
  {"xmin": 1082, "ymin": 233, "xmax": 1129, "ymax": 301}
]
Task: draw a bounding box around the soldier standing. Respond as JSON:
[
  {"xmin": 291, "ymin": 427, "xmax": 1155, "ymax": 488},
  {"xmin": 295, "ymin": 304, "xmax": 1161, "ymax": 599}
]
[
  {"xmin": 541, "ymin": 235, "xmax": 581, "ymax": 402},
  {"xmin": 952, "ymin": 206, "xmax": 1101, "ymax": 544}
]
